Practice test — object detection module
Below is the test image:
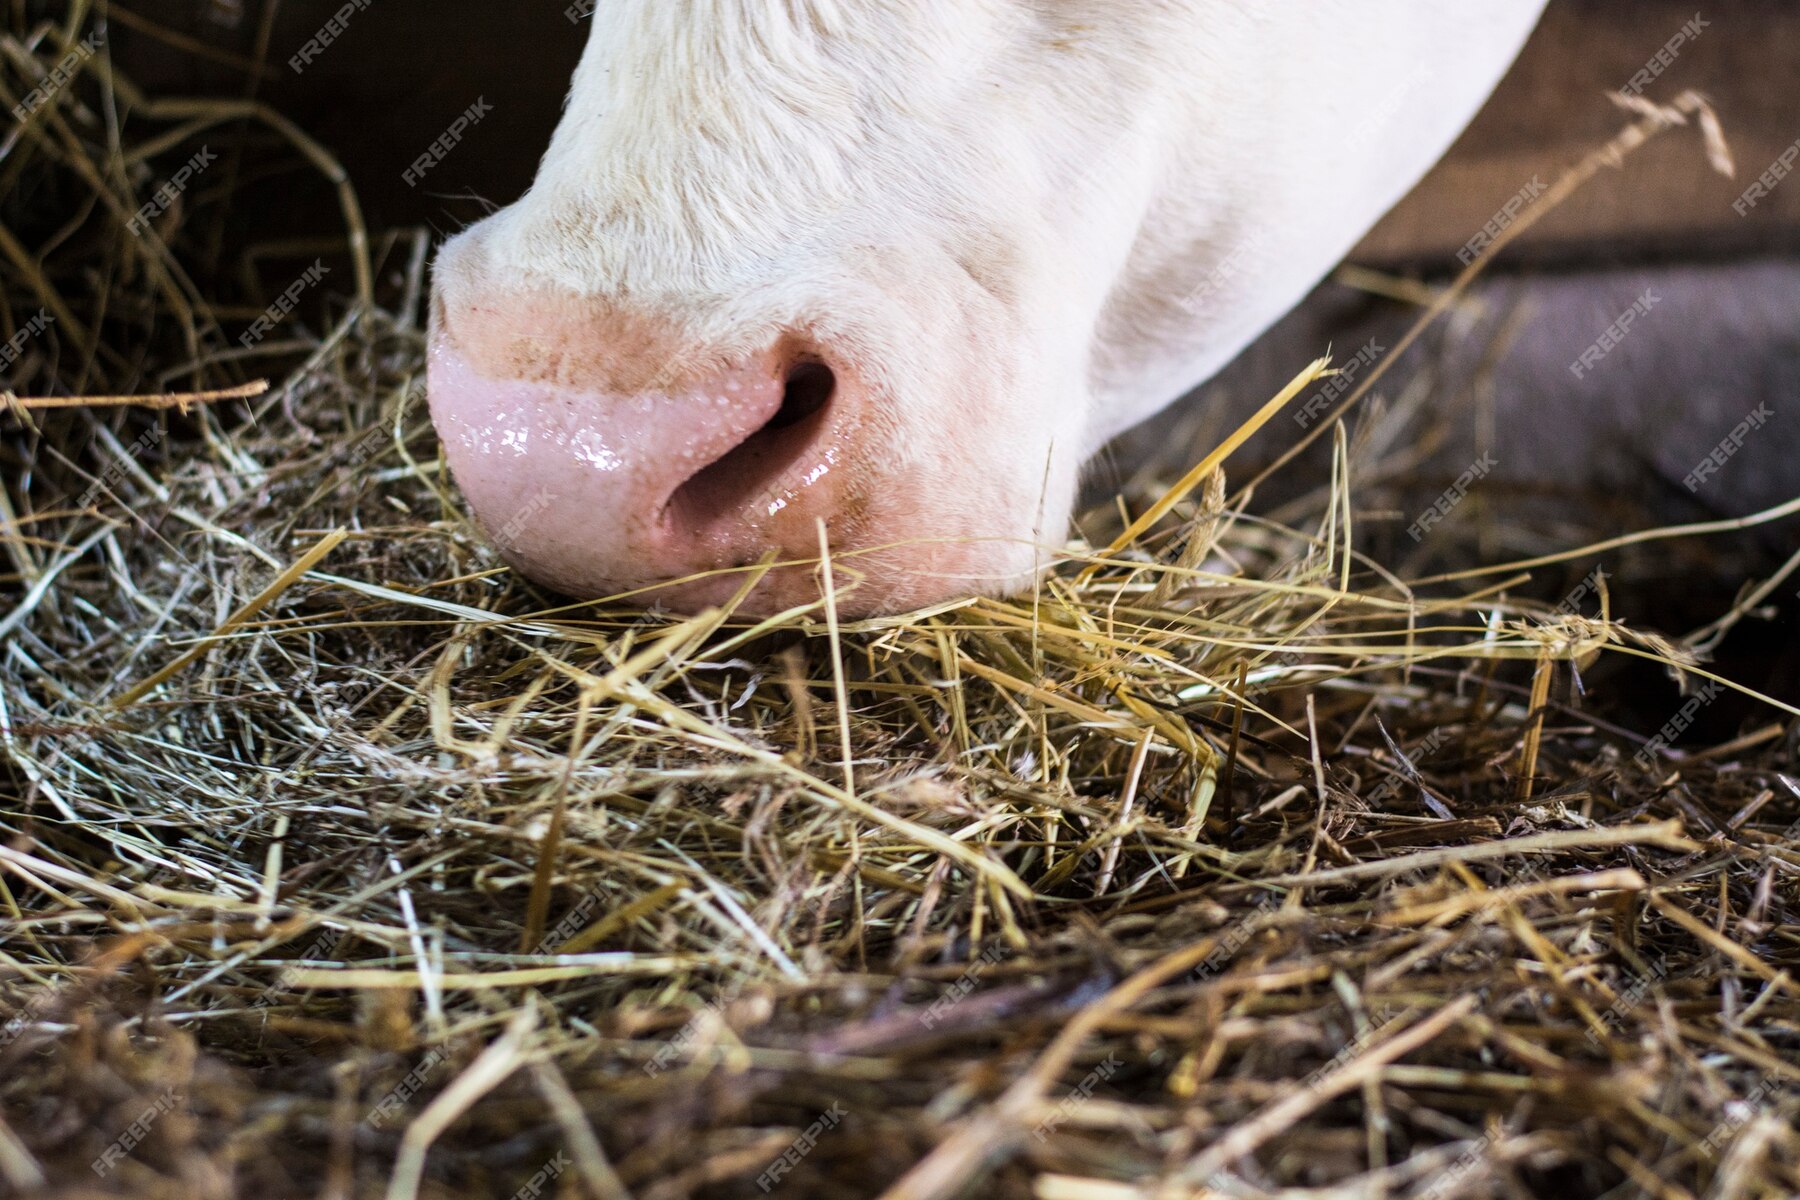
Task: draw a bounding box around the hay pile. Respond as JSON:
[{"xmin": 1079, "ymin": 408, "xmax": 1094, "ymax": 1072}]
[{"xmin": 3, "ymin": 12, "xmax": 1798, "ymax": 1200}]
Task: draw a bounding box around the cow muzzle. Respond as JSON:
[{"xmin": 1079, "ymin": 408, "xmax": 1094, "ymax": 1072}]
[{"xmin": 427, "ymin": 285, "xmax": 872, "ymax": 613}]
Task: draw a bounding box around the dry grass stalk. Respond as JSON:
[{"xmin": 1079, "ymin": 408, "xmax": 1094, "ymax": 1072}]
[{"xmin": 0, "ymin": 14, "xmax": 1796, "ymax": 1200}]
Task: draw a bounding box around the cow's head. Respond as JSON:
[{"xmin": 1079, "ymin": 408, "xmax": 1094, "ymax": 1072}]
[{"xmin": 429, "ymin": 1, "xmax": 1544, "ymax": 615}]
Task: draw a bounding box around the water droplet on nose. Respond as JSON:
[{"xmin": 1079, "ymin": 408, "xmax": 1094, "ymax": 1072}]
[{"xmin": 571, "ymin": 428, "xmax": 623, "ymax": 472}]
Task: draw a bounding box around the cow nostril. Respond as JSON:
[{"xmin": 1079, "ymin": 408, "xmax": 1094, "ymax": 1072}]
[
  {"xmin": 663, "ymin": 358, "xmax": 837, "ymax": 531},
  {"xmin": 767, "ymin": 360, "xmax": 835, "ymax": 430}
]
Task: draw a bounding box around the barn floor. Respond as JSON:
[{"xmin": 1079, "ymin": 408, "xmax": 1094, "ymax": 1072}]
[{"xmin": 3, "ymin": 17, "xmax": 1800, "ymax": 1200}]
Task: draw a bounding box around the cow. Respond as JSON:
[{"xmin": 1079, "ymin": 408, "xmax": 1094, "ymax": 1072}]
[{"xmin": 426, "ymin": 2, "xmax": 1549, "ymax": 616}]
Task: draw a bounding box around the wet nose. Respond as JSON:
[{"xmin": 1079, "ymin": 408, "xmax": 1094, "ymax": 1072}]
[{"xmin": 427, "ymin": 290, "xmax": 848, "ymax": 609}]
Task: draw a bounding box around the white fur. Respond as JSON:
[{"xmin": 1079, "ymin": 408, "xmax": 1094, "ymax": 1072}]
[{"xmin": 434, "ymin": 1, "xmax": 1546, "ymax": 607}]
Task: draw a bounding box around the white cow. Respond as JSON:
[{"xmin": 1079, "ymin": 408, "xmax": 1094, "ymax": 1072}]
[{"xmin": 428, "ymin": 1, "xmax": 1548, "ymax": 615}]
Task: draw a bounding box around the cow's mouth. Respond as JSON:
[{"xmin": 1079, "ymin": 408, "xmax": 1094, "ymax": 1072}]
[{"xmin": 663, "ymin": 358, "xmax": 838, "ymax": 532}]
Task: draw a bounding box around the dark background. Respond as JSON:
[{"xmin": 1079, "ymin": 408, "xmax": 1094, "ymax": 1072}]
[{"xmin": 111, "ymin": 0, "xmax": 1800, "ymax": 262}]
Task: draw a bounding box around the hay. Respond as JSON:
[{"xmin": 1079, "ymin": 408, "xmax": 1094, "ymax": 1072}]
[{"xmin": 3, "ymin": 12, "xmax": 1799, "ymax": 1200}]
